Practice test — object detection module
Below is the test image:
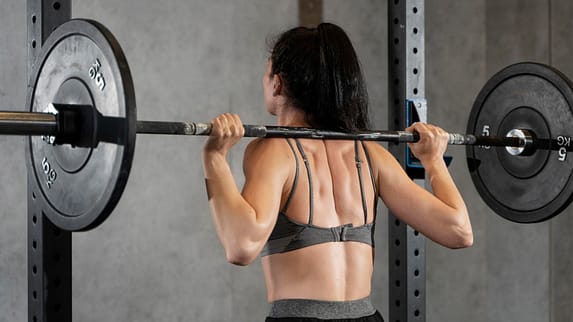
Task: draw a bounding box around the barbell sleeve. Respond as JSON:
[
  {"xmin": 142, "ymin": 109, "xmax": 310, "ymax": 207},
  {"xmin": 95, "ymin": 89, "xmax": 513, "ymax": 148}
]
[{"xmin": 0, "ymin": 111, "xmax": 58, "ymax": 136}]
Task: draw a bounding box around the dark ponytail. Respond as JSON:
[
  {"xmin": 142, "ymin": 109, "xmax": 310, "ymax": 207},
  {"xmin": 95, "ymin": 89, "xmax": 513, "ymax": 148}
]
[{"xmin": 269, "ymin": 23, "xmax": 370, "ymax": 132}]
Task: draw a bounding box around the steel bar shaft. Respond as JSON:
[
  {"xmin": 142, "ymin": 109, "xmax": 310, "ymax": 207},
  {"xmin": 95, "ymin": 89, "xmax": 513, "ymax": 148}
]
[
  {"xmin": 135, "ymin": 120, "xmax": 526, "ymax": 146},
  {"xmin": 137, "ymin": 120, "xmax": 425, "ymax": 141}
]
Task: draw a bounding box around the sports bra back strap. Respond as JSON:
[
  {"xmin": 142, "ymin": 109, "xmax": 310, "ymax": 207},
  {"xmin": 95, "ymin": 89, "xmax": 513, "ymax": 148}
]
[
  {"xmin": 360, "ymin": 141, "xmax": 378, "ymax": 200},
  {"xmin": 294, "ymin": 139, "xmax": 314, "ymax": 225},
  {"xmin": 279, "ymin": 138, "xmax": 300, "ymax": 214},
  {"xmin": 355, "ymin": 141, "xmax": 369, "ymax": 224}
]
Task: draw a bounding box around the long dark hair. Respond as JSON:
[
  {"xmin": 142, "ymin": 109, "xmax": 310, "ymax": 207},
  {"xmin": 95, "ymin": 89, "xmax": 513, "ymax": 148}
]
[{"xmin": 268, "ymin": 23, "xmax": 370, "ymax": 132}]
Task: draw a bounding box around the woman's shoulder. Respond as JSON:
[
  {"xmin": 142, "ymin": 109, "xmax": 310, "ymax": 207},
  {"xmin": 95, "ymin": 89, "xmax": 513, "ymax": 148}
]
[
  {"xmin": 362, "ymin": 141, "xmax": 391, "ymax": 159},
  {"xmin": 361, "ymin": 141, "xmax": 403, "ymax": 173},
  {"xmin": 243, "ymin": 138, "xmax": 296, "ymax": 169},
  {"xmin": 245, "ymin": 137, "xmax": 293, "ymax": 154}
]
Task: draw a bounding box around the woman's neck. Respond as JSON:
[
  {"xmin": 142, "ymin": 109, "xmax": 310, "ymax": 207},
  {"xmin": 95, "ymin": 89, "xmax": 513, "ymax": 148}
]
[{"xmin": 275, "ymin": 105, "xmax": 309, "ymax": 127}]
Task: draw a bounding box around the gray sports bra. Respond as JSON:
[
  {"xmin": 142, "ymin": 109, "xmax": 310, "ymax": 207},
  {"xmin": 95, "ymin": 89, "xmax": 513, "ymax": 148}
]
[{"xmin": 261, "ymin": 138, "xmax": 378, "ymax": 257}]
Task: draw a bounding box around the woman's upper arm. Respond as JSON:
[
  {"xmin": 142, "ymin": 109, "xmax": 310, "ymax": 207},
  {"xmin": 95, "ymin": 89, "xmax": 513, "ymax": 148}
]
[
  {"xmin": 241, "ymin": 139, "xmax": 292, "ymax": 236},
  {"xmin": 367, "ymin": 142, "xmax": 462, "ymax": 243}
]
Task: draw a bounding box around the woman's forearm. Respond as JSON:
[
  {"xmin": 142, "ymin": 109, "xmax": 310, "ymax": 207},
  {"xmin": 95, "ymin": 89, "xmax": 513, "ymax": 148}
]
[{"xmin": 422, "ymin": 159, "xmax": 473, "ymax": 248}]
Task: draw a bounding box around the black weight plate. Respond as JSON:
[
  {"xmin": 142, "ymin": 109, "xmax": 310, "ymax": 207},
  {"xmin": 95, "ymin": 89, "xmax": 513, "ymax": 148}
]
[
  {"xmin": 467, "ymin": 62, "xmax": 573, "ymax": 223},
  {"xmin": 26, "ymin": 19, "xmax": 136, "ymax": 231}
]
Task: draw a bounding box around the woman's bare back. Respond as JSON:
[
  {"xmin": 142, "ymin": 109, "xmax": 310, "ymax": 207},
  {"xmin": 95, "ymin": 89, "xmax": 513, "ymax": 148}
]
[{"xmin": 262, "ymin": 139, "xmax": 377, "ymax": 302}]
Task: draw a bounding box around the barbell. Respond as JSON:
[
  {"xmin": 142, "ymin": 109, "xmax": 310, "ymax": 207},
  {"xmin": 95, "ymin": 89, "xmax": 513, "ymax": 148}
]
[{"xmin": 3, "ymin": 19, "xmax": 573, "ymax": 231}]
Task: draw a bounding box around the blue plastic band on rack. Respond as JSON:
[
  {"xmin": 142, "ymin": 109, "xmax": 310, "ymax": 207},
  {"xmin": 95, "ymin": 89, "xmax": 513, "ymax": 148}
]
[{"xmin": 405, "ymin": 99, "xmax": 452, "ymax": 169}]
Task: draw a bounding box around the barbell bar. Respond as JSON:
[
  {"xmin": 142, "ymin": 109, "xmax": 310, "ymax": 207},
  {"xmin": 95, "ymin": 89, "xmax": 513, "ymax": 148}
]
[
  {"xmin": 0, "ymin": 108, "xmax": 538, "ymax": 151},
  {"xmin": 6, "ymin": 107, "xmax": 573, "ymax": 159}
]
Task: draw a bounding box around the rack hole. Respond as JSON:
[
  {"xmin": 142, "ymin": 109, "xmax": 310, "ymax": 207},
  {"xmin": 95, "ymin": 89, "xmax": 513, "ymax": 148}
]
[
  {"xmin": 414, "ymin": 249, "xmax": 420, "ymax": 256},
  {"xmin": 394, "ymin": 38, "xmax": 399, "ymax": 45},
  {"xmin": 33, "ymin": 291, "xmax": 37, "ymax": 299},
  {"xmin": 31, "ymin": 15, "xmax": 37, "ymax": 24},
  {"xmin": 32, "ymin": 265, "xmax": 37, "ymax": 275},
  {"xmin": 31, "ymin": 40, "xmax": 36, "ymax": 49},
  {"xmin": 32, "ymin": 240, "xmax": 37, "ymax": 249},
  {"xmin": 413, "ymin": 27, "xmax": 418, "ymax": 34},
  {"xmin": 53, "ymin": 2, "xmax": 61, "ymax": 10},
  {"xmin": 414, "ymin": 289, "xmax": 420, "ymax": 297},
  {"xmin": 413, "ymin": 68, "xmax": 418, "ymax": 74},
  {"xmin": 413, "ymin": 88, "xmax": 419, "ymax": 95},
  {"xmin": 413, "ymin": 47, "xmax": 419, "ymax": 54},
  {"xmin": 414, "ymin": 269, "xmax": 420, "ymax": 276},
  {"xmin": 413, "ymin": 7, "xmax": 418, "ymax": 13},
  {"xmin": 32, "ymin": 215, "xmax": 37, "ymax": 224}
]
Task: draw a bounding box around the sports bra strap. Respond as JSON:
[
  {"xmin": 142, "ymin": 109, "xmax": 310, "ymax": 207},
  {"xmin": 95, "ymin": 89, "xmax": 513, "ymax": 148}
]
[
  {"xmin": 279, "ymin": 139, "xmax": 299, "ymax": 214},
  {"xmin": 294, "ymin": 139, "xmax": 314, "ymax": 225},
  {"xmin": 361, "ymin": 141, "xmax": 378, "ymax": 211},
  {"xmin": 355, "ymin": 141, "xmax": 369, "ymax": 224}
]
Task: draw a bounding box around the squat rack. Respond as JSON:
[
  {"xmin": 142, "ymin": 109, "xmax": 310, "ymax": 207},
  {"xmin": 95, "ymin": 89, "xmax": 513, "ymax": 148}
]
[{"xmin": 26, "ymin": 1, "xmax": 427, "ymax": 321}]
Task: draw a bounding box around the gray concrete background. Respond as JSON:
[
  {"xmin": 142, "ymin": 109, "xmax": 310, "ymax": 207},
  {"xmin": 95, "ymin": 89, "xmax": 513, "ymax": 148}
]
[{"xmin": 1, "ymin": 0, "xmax": 572, "ymax": 321}]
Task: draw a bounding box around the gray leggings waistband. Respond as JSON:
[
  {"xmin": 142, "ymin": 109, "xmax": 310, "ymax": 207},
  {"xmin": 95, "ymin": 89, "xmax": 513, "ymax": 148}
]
[{"xmin": 268, "ymin": 297, "xmax": 376, "ymax": 319}]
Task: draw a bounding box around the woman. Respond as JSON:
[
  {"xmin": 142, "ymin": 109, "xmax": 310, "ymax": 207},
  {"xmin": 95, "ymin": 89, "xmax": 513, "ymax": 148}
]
[{"xmin": 202, "ymin": 23, "xmax": 472, "ymax": 322}]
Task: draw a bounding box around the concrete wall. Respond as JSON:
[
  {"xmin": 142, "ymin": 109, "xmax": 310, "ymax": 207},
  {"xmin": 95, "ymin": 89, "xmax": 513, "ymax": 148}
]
[
  {"xmin": 549, "ymin": 2, "xmax": 573, "ymax": 321},
  {"xmin": 0, "ymin": 2, "xmax": 28, "ymax": 321},
  {"xmin": 1, "ymin": 1, "xmax": 572, "ymax": 321},
  {"xmin": 425, "ymin": 1, "xmax": 487, "ymax": 321}
]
